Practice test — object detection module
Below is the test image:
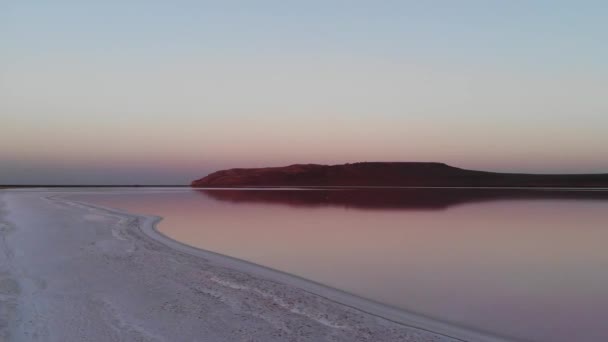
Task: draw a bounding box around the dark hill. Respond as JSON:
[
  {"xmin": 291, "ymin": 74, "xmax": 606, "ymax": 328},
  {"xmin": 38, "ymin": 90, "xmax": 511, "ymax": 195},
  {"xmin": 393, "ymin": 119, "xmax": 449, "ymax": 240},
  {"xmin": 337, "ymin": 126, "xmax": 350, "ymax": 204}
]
[{"xmin": 191, "ymin": 162, "xmax": 608, "ymax": 188}]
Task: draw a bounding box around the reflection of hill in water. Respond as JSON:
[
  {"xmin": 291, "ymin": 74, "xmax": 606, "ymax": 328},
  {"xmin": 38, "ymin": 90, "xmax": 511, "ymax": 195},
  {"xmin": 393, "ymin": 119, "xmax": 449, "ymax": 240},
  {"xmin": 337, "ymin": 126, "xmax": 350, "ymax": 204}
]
[{"xmin": 199, "ymin": 188, "xmax": 608, "ymax": 211}]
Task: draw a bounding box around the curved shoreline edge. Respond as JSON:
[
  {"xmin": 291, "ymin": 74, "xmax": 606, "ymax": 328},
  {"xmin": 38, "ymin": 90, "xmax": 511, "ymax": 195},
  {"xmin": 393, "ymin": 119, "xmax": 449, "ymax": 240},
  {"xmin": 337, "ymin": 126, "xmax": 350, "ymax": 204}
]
[{"xmin": 51, "ymin": 190, "xmax": 514, "ymax": 342}]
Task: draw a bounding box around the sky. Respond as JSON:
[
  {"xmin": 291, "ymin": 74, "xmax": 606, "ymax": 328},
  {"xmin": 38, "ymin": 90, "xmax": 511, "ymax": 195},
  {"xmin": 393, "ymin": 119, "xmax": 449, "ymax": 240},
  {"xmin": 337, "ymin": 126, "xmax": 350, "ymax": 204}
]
[{"xmin": 2, "ymin": 1, "xmax": 608, "ymax": 184}]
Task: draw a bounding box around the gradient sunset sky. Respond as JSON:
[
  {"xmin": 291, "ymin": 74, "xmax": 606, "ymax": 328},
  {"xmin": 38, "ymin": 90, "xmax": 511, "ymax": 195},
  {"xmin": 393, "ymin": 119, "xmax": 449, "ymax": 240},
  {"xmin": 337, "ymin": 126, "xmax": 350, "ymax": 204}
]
[{"xmin": 2, "ymin": 1, "xmax": 607, "ymax": 184}]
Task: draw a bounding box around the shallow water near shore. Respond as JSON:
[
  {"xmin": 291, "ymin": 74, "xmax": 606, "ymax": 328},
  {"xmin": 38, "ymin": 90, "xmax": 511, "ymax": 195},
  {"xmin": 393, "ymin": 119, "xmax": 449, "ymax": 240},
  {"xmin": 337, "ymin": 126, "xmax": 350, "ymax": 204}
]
[{"xmin": 74, "ymin": 188, "xmax": 608, "ymax": 342}]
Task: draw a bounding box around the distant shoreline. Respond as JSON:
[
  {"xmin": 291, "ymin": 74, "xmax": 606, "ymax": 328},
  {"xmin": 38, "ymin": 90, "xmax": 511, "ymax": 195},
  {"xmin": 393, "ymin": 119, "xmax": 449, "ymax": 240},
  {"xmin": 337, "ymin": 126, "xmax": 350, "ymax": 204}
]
[
  {"xmin": 5, "ymin": 185, "xmax": 608, "ymax": 189},
  {"xmin": 192, "ymin": 162, "xmax": 608, "ymax": 188},
  {"xmin": 0, "ymin": 185, "xmax": 188, "ymax": 188}
]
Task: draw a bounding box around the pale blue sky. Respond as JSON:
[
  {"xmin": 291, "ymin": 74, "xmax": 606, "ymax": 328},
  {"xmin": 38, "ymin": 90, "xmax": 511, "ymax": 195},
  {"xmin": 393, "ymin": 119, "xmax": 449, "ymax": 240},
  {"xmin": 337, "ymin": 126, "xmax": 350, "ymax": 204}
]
[{"xmin": 2, "ymin": 1, "xmax": 607, "ymax": 184}]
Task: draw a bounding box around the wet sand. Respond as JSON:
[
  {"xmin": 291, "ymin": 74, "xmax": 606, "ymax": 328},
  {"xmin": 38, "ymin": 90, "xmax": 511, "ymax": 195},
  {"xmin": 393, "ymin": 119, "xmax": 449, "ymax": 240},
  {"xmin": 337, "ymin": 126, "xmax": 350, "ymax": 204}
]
[{"xmin": 0, "ymin": 189, "xmax": 486, "ymax": 342}]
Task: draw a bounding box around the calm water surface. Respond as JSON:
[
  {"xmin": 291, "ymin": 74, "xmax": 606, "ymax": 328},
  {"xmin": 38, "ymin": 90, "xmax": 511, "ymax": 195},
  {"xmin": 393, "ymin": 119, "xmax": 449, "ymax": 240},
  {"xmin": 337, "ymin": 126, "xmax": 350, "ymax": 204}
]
[{"xmin": 76, "ymin": 188, "xmax": 608, "ymax": 342}]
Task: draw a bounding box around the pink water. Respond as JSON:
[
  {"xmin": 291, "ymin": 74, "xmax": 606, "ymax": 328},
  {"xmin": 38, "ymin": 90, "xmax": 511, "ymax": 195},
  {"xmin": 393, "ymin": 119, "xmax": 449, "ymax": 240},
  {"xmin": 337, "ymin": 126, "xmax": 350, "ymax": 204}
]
[{"xmin": 75, "ymin": 188, "xmax": 608, "ymax": 342}]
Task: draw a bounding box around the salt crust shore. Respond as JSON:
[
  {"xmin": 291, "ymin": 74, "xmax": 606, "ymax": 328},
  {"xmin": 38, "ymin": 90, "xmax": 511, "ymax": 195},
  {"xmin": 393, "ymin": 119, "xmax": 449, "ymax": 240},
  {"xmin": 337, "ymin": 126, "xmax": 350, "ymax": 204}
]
[{"xmin": 0, "ymin": 189, "xmax": 506, "ymax": 342}]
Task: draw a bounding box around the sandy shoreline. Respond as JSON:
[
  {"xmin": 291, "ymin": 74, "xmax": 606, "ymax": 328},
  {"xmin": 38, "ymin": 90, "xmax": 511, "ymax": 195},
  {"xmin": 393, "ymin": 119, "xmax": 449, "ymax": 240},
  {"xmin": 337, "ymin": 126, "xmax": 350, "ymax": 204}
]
[{"xmin": 0, "ymin": 189, "xmax": 505, "ymax": 341}]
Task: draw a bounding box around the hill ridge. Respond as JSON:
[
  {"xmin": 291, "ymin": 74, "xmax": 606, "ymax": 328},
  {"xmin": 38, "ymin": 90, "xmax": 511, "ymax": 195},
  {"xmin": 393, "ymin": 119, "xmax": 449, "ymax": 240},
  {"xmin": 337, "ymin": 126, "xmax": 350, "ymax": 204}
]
[{"xmin": 191, "ymin": 162, "xmax": 608, "ymax": 188}]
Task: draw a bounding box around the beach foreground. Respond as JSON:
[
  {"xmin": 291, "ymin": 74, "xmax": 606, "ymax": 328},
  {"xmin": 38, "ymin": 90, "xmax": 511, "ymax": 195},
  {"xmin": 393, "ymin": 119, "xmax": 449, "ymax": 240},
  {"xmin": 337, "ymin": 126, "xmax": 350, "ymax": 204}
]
[{"xmin": 0, "ymin": 190, "xmax": 464, "ymax": 342}]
